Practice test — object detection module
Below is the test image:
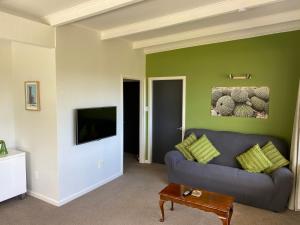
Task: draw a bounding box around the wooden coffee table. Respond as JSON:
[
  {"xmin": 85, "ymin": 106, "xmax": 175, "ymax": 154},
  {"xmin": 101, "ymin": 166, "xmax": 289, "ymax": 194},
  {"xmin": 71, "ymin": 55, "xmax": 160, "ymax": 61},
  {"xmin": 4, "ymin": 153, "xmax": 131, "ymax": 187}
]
[{"xmin": 159, "ymin": 183, "xmax": 234, "ymax": 225}]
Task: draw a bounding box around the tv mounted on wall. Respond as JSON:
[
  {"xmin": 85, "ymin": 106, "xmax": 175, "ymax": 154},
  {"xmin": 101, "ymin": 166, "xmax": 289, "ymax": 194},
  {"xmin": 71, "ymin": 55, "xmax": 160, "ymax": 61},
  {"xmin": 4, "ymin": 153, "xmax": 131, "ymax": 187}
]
[{"xmin": 76, "ymin": 106, "xmax": 117, "ymax": 145}]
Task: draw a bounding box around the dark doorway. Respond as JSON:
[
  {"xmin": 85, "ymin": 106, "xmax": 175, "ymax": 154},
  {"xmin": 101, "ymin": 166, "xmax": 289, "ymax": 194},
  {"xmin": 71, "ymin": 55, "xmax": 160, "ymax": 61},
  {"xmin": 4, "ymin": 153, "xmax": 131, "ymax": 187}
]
[
  {"xmin": 152, "ymin": 79, "xmax": 183, "ymax": 164},
  {"xmin": 123, "ymin": 80, "xmax": 140, "ymax": 159}
]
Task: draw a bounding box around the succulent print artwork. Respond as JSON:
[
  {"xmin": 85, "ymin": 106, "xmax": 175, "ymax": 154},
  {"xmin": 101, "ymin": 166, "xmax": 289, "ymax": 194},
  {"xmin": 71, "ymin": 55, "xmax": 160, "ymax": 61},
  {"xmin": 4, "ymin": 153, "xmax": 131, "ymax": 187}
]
[{"xmin": 211, "ymin": 87, "xmax": 269, "ymax": 119}]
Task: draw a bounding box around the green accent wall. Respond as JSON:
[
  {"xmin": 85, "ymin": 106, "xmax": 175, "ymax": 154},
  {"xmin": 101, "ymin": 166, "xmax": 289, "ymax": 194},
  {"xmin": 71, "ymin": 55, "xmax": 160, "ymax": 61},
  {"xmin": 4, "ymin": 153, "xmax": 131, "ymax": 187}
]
[{"xmin": 146, "ymin": 30, "xmax": 300, "ymax": 144}]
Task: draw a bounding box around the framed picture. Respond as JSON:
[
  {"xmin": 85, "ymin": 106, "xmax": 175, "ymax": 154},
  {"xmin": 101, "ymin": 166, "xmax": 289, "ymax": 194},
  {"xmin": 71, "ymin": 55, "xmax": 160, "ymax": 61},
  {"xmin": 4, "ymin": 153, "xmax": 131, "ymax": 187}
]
[
  {"xmin": 25, "ymin": 81, "xmax": 40, "ymax": 111},
  {"xmin": 211, "ymin": 87, "xmax": 269, "ymax": 119}
]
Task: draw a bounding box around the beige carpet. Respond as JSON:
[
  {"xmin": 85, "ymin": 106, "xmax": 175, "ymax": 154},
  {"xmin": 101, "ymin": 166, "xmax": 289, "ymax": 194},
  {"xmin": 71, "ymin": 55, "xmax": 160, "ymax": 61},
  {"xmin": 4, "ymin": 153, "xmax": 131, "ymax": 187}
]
[{"xmin": 1, "ymin": 154, "xmax": 300, "ymax": 225}]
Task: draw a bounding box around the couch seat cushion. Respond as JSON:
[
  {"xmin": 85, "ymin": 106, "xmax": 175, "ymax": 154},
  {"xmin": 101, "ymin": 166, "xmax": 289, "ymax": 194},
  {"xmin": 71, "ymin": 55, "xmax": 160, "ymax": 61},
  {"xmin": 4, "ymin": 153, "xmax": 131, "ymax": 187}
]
[{"xmin": 173, "ymin": 160, "xmax": 274, "ymax": 207}]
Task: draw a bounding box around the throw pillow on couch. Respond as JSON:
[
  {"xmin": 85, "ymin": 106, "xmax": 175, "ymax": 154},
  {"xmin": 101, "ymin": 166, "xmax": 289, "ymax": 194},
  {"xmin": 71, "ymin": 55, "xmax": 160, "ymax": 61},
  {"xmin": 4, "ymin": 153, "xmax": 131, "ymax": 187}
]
[
  {"xmin": 236, "ymin": 144, "xmax": 272, "ymax": 173},
  {"xmin": 175, "ymin": 134, "xmax": 289, "ymax": 174},
  {"xmin": 261, "ymin": 141, "xmax": 289, "ymax": 173},
  {"xmin": 236, "ymin": 142, "xmax": 289, "ymax": 173},
  {"xmin": 175, "ymin": 134, "xmax": 220, "ymax": 164},
  {"xmin": 175, "ymin": 133, "xmax": 197, "ymax": 161},
  {"xmin": 187, "ymin": 135, "xmax": 220, "ymax": 164}
]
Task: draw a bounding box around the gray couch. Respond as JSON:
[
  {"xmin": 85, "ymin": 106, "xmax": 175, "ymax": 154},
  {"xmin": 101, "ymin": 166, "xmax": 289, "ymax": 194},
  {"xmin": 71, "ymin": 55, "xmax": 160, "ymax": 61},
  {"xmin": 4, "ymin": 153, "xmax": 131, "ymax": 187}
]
[{"xmin": 165, "ymin": 128, "xmax": 293, "ymax": 212}]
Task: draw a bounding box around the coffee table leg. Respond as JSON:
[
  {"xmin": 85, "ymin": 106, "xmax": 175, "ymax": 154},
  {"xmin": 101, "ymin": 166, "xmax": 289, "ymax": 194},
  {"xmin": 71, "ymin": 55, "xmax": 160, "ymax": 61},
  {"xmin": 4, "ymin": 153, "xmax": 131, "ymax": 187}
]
[
  {"xmin": 159, "ymin": 200, "xmax": 165, "ymax": 222},
  {"xmin": 229, "ymin": 205, "xmax": 233, "ymax": 224},
  {"xmin": 219, "ymin": 206, "xmax": 233, "ymax": 225},
  {"xmin": 219, "ymin": 217, "xmax": 229, "ymax": 225},
  {"xmin": 170, "ymin": 201, "xmax": 174, "ymax": 211}
]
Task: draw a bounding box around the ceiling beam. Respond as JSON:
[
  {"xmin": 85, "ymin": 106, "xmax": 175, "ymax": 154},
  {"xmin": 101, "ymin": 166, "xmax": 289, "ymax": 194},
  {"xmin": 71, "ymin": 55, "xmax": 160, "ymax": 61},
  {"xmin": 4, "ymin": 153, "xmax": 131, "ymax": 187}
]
[
  {"xmin": 100, "ymin": 0, "xmax": 283, "ymax": 40},
  {"xmin": 44, "ymin": 0, "xmax": 145, "ymax": 26},
  {"xmin": 143, "ymin": 21, "xmax": 300, "ymax": 54},
  {"xmin": 133, "ymin": 9, "xmax": 300, "ymax": 49}
]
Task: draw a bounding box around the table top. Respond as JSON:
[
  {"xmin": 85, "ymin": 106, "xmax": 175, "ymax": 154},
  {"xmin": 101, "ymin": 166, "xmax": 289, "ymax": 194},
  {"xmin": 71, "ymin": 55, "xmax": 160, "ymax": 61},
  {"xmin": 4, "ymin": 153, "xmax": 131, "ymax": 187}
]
[
  {"xmin": 0, "ymin": 149, "xmax": 25, "ymax": 161},
  {"xmin": 159, "ymin": 183, "xmax": 234, "ymax": 213}
]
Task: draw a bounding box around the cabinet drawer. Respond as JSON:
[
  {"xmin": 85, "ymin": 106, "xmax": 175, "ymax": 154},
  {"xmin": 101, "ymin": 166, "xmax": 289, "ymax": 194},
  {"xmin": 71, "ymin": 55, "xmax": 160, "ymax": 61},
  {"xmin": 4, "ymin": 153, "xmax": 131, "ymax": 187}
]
[{"xmin": 0, "ymin": 155, "xmax": 26, "ymax": 202}]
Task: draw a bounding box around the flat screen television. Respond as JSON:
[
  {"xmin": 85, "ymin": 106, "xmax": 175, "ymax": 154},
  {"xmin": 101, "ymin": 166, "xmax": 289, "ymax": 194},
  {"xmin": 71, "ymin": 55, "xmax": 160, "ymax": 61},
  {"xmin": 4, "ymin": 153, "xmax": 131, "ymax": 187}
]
[{"xmin": 76, "ymin": 106, "xmax": 117, "ymax": 145}]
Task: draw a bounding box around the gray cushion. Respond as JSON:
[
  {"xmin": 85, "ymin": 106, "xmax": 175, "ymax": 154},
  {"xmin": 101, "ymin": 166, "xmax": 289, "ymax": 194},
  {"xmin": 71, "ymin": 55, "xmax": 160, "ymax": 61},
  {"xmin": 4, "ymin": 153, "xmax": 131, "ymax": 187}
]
[{"xmin": 185, "ymin": 129, "xmax": 289, "ymax": 168}]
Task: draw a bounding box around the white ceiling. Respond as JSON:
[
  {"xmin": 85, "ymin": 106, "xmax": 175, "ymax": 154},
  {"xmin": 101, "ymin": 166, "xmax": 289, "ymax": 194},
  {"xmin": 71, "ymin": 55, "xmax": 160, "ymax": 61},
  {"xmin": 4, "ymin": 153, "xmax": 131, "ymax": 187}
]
[
  {"xmin": 1, "ymin": 0, "xmax": 300, "ymax": 53},
  {"xmin": 78, "ymin": 0, "xmax": 220, "ymax": 30},
  {"xmin": 124, "ymin": 0, "xmax": 300, "ymax": 42},
  {"xmin": 0, "ymin": 0, "xmax": 89, "ymax": 17}
]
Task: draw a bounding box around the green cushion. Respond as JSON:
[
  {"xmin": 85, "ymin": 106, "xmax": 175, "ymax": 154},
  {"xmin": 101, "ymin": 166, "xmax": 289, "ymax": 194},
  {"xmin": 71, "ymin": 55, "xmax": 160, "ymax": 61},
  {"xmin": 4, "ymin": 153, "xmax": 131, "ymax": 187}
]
[
  {"xmin": 187, "ymin": 135, "xmax": 220, "ymax": 164},
  {"xmin": 175, "ymin": 133, "xmax": 197, "ymax": 160},
  {"xmin": 262, "ymin": 141, "xmax": 289, "ymax": 174},
  {"xmin": 237, "ymin": 144, "xmax": 273, "ymax": 173}
]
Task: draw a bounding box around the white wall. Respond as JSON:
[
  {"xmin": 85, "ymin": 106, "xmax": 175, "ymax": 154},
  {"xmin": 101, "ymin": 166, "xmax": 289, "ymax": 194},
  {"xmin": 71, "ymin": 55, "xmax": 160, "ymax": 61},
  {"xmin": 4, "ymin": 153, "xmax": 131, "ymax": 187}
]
[
  {"xmin": 56, "ymin": 25, "xmax": 145, "ymax": 202},
  {"xmin": 11, "ymin": 42, "xmax": 59, "ymax": 202},
  {"xmin": 1, "ymin": 19, "xmax": 145, "ymax": 205},
  {"xmin": 0, "ymin": 40, "xmax": 15, "ymax": 148},
  {"xmin": 0, "ymin": 11, "xmax": 55, "ymax": 48},
  {"xmin": 0, "ymin": 11, "xmax": 58, "ymax": 203}
]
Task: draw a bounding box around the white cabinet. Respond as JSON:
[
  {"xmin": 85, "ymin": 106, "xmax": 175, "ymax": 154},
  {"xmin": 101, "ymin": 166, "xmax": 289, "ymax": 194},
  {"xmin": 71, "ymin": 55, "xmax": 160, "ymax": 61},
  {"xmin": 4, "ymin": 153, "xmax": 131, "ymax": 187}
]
[{"xmin": 0, "ymin": 149, "xmax": 26, "ymax": 202}]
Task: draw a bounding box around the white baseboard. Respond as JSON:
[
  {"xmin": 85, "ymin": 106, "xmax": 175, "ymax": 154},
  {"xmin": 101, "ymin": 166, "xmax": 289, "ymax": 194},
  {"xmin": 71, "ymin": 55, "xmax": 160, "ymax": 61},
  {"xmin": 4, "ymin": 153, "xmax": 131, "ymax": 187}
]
[
  {"xmin": 27, "ymin": 171, "xmax": 123, "ymax": 207},
  {"xmin": 139, "ymin": 159, "xmax": 150, "ymax": 164},
  {"xmin": 58, "ymin": 171, "xmax": 123, "ymax": 206},
  {"xmin": 27, "ymin": 190, "xmax": 60, "ymax": 206}
]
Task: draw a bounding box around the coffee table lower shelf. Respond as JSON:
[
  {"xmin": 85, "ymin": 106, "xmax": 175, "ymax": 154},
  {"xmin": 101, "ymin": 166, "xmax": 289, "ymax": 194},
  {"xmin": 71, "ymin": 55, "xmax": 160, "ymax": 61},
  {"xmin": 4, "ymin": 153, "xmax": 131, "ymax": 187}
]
[{"xmin": 159, "ymin": 183, "xmax": 234, "ymax": 225}]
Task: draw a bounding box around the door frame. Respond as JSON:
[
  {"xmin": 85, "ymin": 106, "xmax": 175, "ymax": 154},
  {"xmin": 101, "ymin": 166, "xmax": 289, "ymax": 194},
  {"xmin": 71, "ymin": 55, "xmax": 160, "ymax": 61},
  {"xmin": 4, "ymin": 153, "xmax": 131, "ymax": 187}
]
[
  {"xmin": 148, "ymin": 76, "xmax": 186, "ymax": 164},
  {"xmin": 121, "ymin": 75, "xmax": 146, "ymax": 166}
]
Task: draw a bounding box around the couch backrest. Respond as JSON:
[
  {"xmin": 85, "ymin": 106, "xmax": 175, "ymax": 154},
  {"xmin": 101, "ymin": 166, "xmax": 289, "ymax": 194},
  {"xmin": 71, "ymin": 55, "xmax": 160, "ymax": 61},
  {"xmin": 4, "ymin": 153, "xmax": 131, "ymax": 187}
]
[{"xmin": 185, "ymin": 128, "xmax": 290, "ymax": 169}]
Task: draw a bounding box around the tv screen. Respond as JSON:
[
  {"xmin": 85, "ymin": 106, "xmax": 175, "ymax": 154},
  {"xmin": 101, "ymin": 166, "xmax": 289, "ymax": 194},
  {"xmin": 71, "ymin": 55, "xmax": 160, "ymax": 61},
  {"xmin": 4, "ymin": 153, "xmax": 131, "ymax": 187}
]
[{"xmin": 76, "ymin": 107, "xmax": 117, "ymax": 145}]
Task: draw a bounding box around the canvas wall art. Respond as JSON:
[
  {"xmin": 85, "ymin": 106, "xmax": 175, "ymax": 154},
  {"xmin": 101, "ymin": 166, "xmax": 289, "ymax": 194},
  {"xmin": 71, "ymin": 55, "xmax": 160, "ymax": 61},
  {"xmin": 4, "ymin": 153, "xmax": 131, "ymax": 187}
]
[
  {"xmin": 25, "ymin": 81, "xmax": 40, "ymax": 111},
  {"xmin": 211, "ymin": 87, "xmax": 269, "ymax": 119}
]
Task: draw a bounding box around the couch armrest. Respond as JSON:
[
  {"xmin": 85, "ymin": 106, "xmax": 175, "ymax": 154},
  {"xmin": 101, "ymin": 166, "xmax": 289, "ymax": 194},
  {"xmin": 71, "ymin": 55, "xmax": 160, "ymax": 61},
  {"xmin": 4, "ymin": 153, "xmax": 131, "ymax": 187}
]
[
  {"xmin": 270, "ymin": 167, "xmax": 294, "ymax": 212},
  {"xmin": 271, "ymin": 167, "xmax": 293, "ymax": 185},
  {"xmin": 165, "ymin": 151, "xmax": 185, "ymax": 170}
]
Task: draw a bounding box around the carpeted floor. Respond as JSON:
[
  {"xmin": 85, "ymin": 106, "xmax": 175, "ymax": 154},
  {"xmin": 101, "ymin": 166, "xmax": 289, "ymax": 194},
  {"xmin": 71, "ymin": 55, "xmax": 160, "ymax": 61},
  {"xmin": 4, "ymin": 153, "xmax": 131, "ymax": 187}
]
[{"xmin": 1, "ymin": 153, "xmax": 300, "ymax": 225}]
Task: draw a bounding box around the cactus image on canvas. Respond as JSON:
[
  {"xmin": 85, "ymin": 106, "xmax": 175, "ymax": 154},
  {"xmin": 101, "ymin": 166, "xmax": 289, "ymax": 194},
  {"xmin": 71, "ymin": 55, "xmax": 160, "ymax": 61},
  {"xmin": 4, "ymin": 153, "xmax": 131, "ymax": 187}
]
[
  {"xmin": 222, "ymin": 88, "xmax": 232, "ymax": 96},
  {"xmin": 212, "ymin": 89, "xmax": 223, "ymax": 106},
  {"xmin": 264, "ymin": 102, "xmax": 269, "ymax": 114},
  {"xmin": 211, "ymin": 86, "xmax": 269, "ymax": 119},
  {"xmin": 244, "ymin": 87, "xmax": 255, "ymax": 98},
  {"xmin": 254, "ymin": 87, "xmax": 269, "ymax": 101},
  {"xmin": 233, "ymin": 104, "xmax": 254, "ymax": 117},
  {"xmin": 250, "ymin": 96, "xmax": 266, "ymax": 111},
  {"xmin": 216, "ymin": 96, "xmax": 235, "ymax": 116},
  {"xmin": 231, "ymin": 88, "xmax": 248, "ymax": 103}
]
